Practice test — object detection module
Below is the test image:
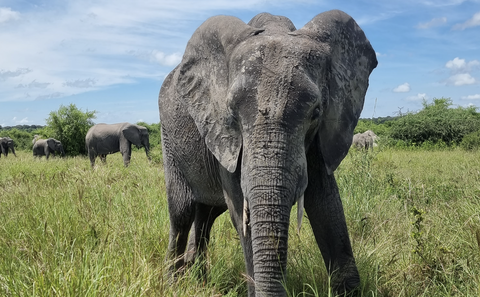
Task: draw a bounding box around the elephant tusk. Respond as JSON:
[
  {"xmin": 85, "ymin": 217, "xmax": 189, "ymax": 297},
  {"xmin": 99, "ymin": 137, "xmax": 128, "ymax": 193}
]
[
  {"xmin": 243, "ymin": 198, "xmax": 249, "ymax": 237},
  {"xmin": 297, "ymin": 195, "xmax": 304, "ymax": 235}
]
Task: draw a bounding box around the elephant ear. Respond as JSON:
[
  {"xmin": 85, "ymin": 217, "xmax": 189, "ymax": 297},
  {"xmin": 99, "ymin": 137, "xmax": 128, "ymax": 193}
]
[
  {"xmin": 122, "ymin": 125, "xmax": 142, "ymax": 146},
  {"xmin": 47, "ymin": 139, "xmax": 56, "ymax": 150},
  {"xmin": 297, "ymin": 10, "xmax": 377, "ymax": 174},
  {"xmin": 174, "ymin": 15, "xmax": 264, "ymax": 173}
]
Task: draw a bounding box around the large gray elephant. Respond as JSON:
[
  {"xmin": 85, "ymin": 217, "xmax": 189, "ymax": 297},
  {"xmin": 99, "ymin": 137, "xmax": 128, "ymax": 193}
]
[
  {"xmin": 32, "ymin": 138, "xmax": 65, "ymax": 159},
  {"xmin": 352, "ymin": 130, "xmax": 378, "ymax": 150},
  {"xmin": 0, "ymin": 137, "xmax": 17, "ymax": 158},
  {"xmin": 158, "ymin": 10, "xmax": 377, "ymax": 296},
  {"xmin": 85, "ymin": 122, "xmax": 150, "ymax": 168}
]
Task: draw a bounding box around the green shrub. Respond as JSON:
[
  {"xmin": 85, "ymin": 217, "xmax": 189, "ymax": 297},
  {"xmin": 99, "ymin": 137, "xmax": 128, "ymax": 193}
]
[
  {"xmin": 460, "ymin": 130, "xmax": 480, "ymax": 150},
  {"xmin": 0, "ymin": 128, "xmax": 38, "ymax": 151},
  {"xmin": 389, "ymin": 98, "xmax": 480, "ymax": 146},
  {"xmin": 43, "ymin": 104, "xmax": 96, "ymax": 156}
]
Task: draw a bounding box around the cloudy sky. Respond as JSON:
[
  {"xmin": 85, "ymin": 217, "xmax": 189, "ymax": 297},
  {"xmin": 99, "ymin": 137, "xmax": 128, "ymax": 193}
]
[{"xmin": 1, "ymin": 0, "xmax": 479, "ymax": 126}]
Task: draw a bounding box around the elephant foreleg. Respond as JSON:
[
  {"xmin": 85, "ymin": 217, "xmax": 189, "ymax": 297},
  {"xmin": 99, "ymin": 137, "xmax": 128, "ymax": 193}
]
[
  {"xmin": 304, "ymin": 152, "xmax": 359, "ymax": 295},
  {"xmin": 165, "ymin": 168, "xmax": 197, "ymax": 278},
  {"xmin": 121, "ymin": 144, "xmax": 132, "ymax": 167},
  {"xmin": 100, "ymin": 154, "xmax": 107, "ymax": 163},
  {"xmin": 220, "ymin": 168, "xmax": 256, "ymax": 297}
]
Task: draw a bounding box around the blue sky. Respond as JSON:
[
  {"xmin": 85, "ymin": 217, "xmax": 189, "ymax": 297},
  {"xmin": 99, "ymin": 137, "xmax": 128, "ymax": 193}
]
[{"xmin": 1, "ymin": 0, "xmax": 479, "ymax": 126}]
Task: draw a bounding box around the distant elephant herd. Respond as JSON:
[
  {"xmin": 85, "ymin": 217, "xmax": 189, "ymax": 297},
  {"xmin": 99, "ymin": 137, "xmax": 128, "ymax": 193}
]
[
  {"xmin": 2, "ymin": 10, "xmax": 379, "ymax": 297},
  {"xmin": 0, "ymin": 122, "xmax": 151, "ymax": 167}
]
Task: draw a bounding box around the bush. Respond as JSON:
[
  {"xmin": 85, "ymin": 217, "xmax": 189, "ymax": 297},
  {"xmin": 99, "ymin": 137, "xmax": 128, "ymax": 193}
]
[
  {"xmin": 43, "ymin": 104, "xmax": 96, "ymax": 156},
  {"xmin": 0, "ymin": 128, "xmax": 37, "ymax": 151},
  {"xmin": 389, "ymin": 98, "xmax": 480, "ymax": 146},
  {"xmin": 460, "ymin": 130, "xmax": 480, "ymax": 151}
]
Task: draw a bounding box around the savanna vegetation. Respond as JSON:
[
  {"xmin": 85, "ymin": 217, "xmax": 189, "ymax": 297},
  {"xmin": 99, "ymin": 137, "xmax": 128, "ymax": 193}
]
[
  {"xmin": 1, "ymin": 148, "xmax": 479, "ymax": 296},
  {"xmin": 1, "ymin": 98, "xmax": 480, "ymax": 296}
]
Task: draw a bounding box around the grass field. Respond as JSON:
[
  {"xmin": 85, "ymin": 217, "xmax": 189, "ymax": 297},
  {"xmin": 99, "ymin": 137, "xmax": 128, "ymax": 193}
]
[{"xmin": 1, "ymin": 148, "xmax": 479, "ymax": 296}]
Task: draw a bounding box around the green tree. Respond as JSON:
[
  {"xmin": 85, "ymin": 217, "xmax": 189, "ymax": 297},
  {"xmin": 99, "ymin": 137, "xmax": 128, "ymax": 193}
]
[{"xmin": 44, "ymin": 104, "xmax": 96, "ymax": 156}]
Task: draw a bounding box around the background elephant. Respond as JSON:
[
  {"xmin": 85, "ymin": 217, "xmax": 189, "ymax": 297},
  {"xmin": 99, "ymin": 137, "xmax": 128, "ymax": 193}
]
[
  {"xmin": 85, "ymin": 122, "xmax": 150, "ymax": 168},
  {"xmin": 353, "ymin": 130, "xmax": 379, "ymax": 150},
  {"xmin": 159, "ymin": 10, "xmax": 377, "ymax": 297},
  {"xmin": 32, "ymin": 138, "xmax": 65, "ymax": 159},
  {"xmin": 0, "ymin": 137, "xmax": 17, "ymax": 158}
]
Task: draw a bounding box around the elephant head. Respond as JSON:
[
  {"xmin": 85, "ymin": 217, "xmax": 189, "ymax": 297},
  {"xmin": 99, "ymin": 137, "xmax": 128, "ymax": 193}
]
[
  {"xmin": 0, "ymin": 137, "xmax": 17, "ymax": 157},
  {"xmin": 122, "ymin": 124, "xmax": 150, "ymax": 158},
  {"xmin": 160, "ymin": 10, "xmax": 377, "ymax": 296},
  {"xmin": 47, "ymin": 138, "xmax": 65, "ymax": 157}
]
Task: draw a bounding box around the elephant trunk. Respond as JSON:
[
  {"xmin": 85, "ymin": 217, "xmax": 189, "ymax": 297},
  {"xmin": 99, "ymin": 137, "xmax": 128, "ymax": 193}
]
[
  {"xmin": 243, "ymin": 136, "xmax": 306, "ymax": 296},
  {"xmin": 248, "ymin": 182, "xmax": 291, "ymax": 296},
  {"xmin": 144, "ymin": 143, "xmax": 151, "ymax": 161}
]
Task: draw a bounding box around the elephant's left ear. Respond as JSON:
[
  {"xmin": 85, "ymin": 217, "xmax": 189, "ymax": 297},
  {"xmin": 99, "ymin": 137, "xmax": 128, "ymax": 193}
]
[
  {"xmin": 47, "ymin": 138, "xmax": 56, "ymax": 150},
  {"xmin": 297, "ymin": 10, "xmax": 377, "ymax": 174},
  {"xmin": 122, "ymin": 125, "xmax": 142, "ymax": 146}
]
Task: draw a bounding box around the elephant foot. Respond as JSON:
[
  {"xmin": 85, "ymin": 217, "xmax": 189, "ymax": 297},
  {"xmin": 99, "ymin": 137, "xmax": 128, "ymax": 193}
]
[{"xmin": 331, "ymin": 268, "xmax": 360, "ymax": 296}]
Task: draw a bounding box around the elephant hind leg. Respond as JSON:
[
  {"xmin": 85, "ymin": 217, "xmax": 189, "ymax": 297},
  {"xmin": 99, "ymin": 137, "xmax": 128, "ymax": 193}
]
[
  {"xmin": 100, "ymin": 154, "xmax": 107, "ymax": 163},
  {"xmin": 184, "ymin": 204, "xmax": 227, "ymax": 275}
]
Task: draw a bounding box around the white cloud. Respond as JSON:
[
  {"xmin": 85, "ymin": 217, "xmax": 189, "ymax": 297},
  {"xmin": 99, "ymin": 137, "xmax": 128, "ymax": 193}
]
[
  {"xmin": 406, "ymin": 93, "xmax": 428, "ymax": 101},
  {"xmin": 11, "ymin": 116, "xmax": 29, "ymax": 124},
  {"xmin": 63, "ymin": 78, "xmax": 96, "ymax": 88},
  {"xmin": 0, "ymin": 68, "xmax": 31, "ymax": 80},
  {"xmin": 417, "ymin": 17, "xmax": 447, "ymax": 29},
  {"xmin": 0, "ymin": 7, "xmax": 20, "ymax": 23},
  {"xmin": 2, "ymin": 1, "xmax": 299, "ymax": 103},
  {"xmin": 151, "ymin": 51, "xmax": 182, "ymax": 67},
  {"xmin": 393, "ymin": 83, "xmax": 410, "ymax": 93},
  {"xmin": 35, "ymin": 92, "xmax": 64, "ymax": 101},
  {"xmin": 462, "ymin": 94, "xmax": 480, "ymax": 100},
  {"xmin": 452, "ymin": 11, "xmax": 480, "ymax": 30},
  {"xmin": 444, "ymin": 58, "xmax": 479, "ymax": 86},
  {"xmin": 446, "ymin": 73, "xmax": 476, "ymax": 86},
  {"xmin": 445, "ymin": 57, "xmax": 480, "ymax": 73},
  {"xmin": 16, "ymin": 80, "xmax": 50, "ymax": 89}
]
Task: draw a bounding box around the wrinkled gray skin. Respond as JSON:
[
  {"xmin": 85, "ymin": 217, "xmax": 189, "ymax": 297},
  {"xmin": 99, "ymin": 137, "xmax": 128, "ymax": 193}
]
[
  {"xmin": 352, "ymin": 130, "xmax": 378, "ymax": 150},
  {"xmin": 159, "ymin": 10, "xmax": 377, "ymax": 297},
  {"xmin": 33, "ymin": 138, "xmax": 65, "ymax": 159},
  {"xmin": 0, "ymin": 137, "xmax": 17, "ymax": 158},
  {"xmin": 85, "ymin": 122, "xmax": 150, "ymax": 168}
]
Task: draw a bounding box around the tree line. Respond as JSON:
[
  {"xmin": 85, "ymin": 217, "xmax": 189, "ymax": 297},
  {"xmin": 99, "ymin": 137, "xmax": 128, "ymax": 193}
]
[{"xmin": 2, "ymin": 98, "xmax": 480, "ymax": 155}]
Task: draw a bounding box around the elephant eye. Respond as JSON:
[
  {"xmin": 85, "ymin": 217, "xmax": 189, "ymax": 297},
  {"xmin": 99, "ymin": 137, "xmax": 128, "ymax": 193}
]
[{"xmin": 311, "ymin": 107, "xmax": 321, "ymax": 121}]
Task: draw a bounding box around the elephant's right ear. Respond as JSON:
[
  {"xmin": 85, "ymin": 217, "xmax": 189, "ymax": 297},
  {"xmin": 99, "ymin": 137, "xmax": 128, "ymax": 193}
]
[{"xmin": 173, "ymin": 16, "xmax": 264, "ymax": 173}]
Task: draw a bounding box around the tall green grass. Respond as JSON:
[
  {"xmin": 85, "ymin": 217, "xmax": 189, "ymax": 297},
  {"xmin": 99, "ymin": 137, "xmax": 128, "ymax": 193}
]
[{"xmin": 1, "ymin": 148, "xmax": 479, "ymax": 296}]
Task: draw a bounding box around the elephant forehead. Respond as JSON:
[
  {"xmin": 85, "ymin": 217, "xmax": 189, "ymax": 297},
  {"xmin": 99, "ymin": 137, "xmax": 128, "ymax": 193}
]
[
  {"xmin": 231, "ymin": 39, "xmax": 325, "ymax": 112},
  {"xmin": 235, "ymin": 35, "xmax": 322, "ymax": 67}
]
